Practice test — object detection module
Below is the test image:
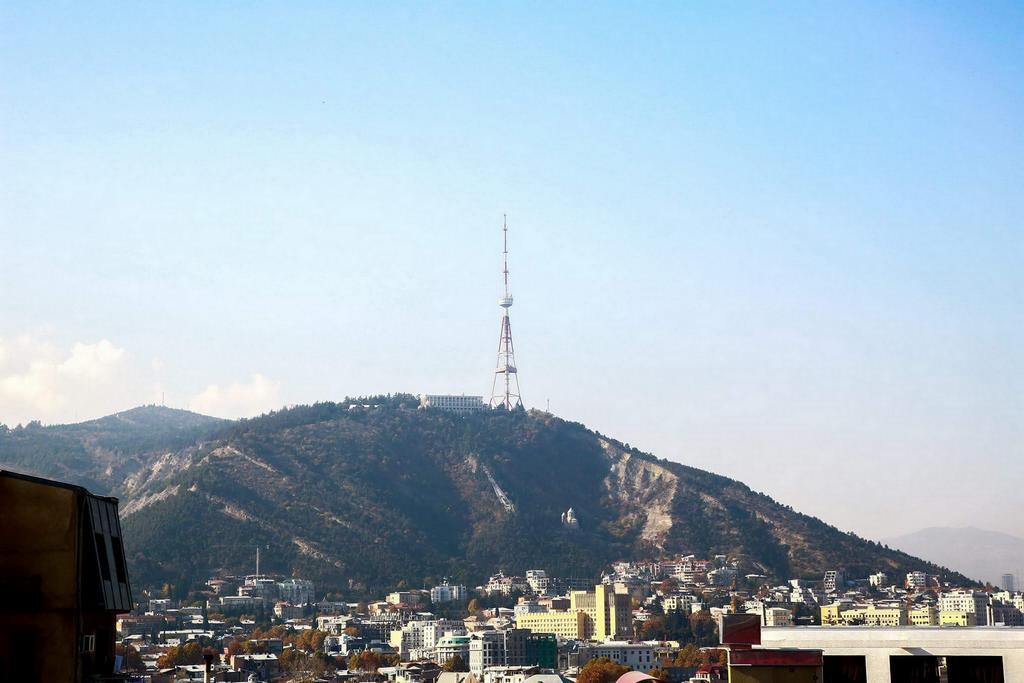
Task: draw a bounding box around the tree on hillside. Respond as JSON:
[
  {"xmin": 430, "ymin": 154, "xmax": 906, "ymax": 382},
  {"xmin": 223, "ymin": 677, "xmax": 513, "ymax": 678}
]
[
  {"xmin": 156, "ymin": 642, "xmax": 205, "ymax": 668},
  {"xmin": 646, "ymin": 668, "xmax": 669, "ymax": 681},
  {"xmin": 577, "ymin": 657, "xmax": 630, "ymax": 683}
]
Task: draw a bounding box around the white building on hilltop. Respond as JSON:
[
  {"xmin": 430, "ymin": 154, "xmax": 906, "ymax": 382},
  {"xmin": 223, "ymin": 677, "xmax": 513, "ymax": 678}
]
[
  {"xmin": 419, "ymin": 394, "xmax": 486, "ymax": 415},
  {"xmin": 431, "ymin": 581, "xmax": 468, "ymax": 604},
  {"xmin": 906, "ymin": 571, "xmax": 928, "ymax": 591}
]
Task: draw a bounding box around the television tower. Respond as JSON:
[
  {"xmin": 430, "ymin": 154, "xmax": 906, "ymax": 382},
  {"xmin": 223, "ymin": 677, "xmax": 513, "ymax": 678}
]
[{"xmin": 490, "ymin": 214, "xmax": 522, "ymax": 409}]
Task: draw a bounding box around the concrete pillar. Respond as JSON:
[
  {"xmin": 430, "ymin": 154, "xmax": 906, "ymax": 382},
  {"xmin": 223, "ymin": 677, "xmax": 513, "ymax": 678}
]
[{"xmin": 864, "ymin": 651, "xmax": 891, "ymax": 683}]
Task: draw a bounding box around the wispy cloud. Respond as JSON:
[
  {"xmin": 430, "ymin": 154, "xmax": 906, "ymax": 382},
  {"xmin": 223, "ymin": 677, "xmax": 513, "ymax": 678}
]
[
  {"xmin": 0, "ymin": 336, "xmax": 127, "ymax": 424},
  {"xmin": 188, "ymin": 373, "xmax": 281, "ymax": 419}
]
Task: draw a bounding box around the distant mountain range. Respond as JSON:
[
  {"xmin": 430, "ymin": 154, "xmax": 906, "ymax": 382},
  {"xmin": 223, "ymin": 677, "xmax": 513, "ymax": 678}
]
[
  {"xmin": 0, "ymin": 400, "xmax": 974, "ymax": 594},
  {"xmin": 881, "ymin": 527, "xmax": 1024, "ymax": 588}
]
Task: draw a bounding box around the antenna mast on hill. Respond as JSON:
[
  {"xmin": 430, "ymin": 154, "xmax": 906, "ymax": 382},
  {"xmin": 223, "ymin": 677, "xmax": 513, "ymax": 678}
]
[{"xmin": 489, "ymin": 214, "xmax": 522, "ymax": 409}]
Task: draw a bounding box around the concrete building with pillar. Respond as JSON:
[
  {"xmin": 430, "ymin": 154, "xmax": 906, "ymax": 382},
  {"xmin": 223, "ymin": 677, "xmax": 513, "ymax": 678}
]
[{"xmin": 759, "ymin": 626, "xmax": 1024, "ymax": 682}]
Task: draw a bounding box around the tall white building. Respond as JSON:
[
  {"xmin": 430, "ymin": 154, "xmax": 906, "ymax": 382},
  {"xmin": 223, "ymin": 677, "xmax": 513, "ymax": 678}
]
[
  {"xmin": 390, "ymin": 619, "xmax": 467, "ymax": 660},
  {"xmin": 906, "ymin": 571, "xmax": 928, "ymax": 591},
  {"xmin": 940, "ymin": 590, "xmax": 991, "ymax": 626},
  {"xmin": 526, "ymin": 570, "xmax": 551, "ymax": 594},
  {"xmin": 431, "ymin": 582, "xmax": 468, "ymax": 604},
  {"xmin": 419, "ymin": 394, "xmax": 486, "ymax": 415},
  {"xmin": 868, "ymin": 572, "xmax": 888, "ymax": 588},
  {"xmin": 823, "ymin": 570, "xmax": 845, "ymax": 593}
]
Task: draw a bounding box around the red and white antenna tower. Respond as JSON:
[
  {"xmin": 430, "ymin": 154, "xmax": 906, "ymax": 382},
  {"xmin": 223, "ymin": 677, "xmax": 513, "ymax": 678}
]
[{"xmin": 490, "ymin": 214, "xmax": 522, "ymax": 409}]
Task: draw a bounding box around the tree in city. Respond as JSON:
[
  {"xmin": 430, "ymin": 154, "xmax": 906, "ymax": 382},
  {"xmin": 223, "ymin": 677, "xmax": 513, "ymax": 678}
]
[
  {"xmin": 156, "ymin": 642, "xmax": 205, "ymax": 668},
  {"xmin": 646, "ymin": 668, "xmax": 669, "ymax": 681},
  {"xmin": 443, "ymin": 655, "xmax": 469, "ymax": 672},
  {"xmin": 673, "ymin": 644, "xmax": 702, "ymax": 668},
  {"xmin": 576, "ymin": 657, "xmax": 631, "ymax": 683},
  {"xmin": 115, "ymin": 644, "xmax": 145, "ymax": 672},
  {"xmin": 348, "ymin": 649, "xmax": 387, "ymax": 672}
]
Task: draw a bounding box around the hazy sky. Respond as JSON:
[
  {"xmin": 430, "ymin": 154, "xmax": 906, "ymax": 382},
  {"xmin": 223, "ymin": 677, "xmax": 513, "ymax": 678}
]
[{"xmin": 2, "ymin": 3, "xmax": 1021, "ymax": 542}]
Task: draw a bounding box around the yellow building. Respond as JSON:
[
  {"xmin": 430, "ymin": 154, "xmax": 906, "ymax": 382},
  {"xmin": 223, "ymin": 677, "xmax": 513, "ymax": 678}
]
[
  {"xmin": 516, "ymin": 585, "xmax": 630, "ymax": 641},
  {"xmin": 909, "ymin": 606, "xmax": 939, "ymax": 626},
  {"xmin": 940, "ymin": 611, "xmax": 977, "ymax": 627},
  {"xmin": 514, "ymin": 610, "xmax": 589, "ymax": 640},
  {"xmin": 820, "ymin": 603, "xmax": 848, "ymax": 625},
  {"xmin": 832, "ymin": 604, "xmax": 908, "ymax": 627}
]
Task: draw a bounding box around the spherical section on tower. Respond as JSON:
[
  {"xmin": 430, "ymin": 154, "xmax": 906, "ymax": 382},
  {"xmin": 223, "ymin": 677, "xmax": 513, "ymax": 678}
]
[{"xmin": 499, "ymin": 296, "xmax": 513, "ymax": 308}]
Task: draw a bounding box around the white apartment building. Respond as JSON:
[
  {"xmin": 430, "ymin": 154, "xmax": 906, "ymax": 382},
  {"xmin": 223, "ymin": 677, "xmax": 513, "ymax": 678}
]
[
  {"xmin": 419, "ymin": 394, "xmax": 486, "ymax": 414},
  {"xmin": 431, "ymin": 582, "xmax": 468, "ymax": 604},
  {"xmin": 869, "ymin": 572, "xmax": 888, "ymax": 588},
  {"xmin": 470, "ymin": 632, "xmax": 507, "ymax": 677},
  {"xmin": 906, "ymin": 571, "xmax": 928, "ymax": 591},
  {"xmin": 436, "ymin": 634, "xmax": 471, "ymax": 665},
  {"xmin": 485, "ymin": 573, "xmax": 529, "ymax": 597},
  {"xmin": 940, "ymin": 590, "xmax": 991, "ymax": 626},
  {"xmin": 390, "ymin": 619, "xmax": 466, "ymax": 660},
  {"xmin": 764, "ymin": 607, "xmax": 794, "ymax": 627},
  {"xmin": 526, "ymin": 570, "xmax": 550, "ymax": 594},
  {"xmin": 469, "ymin": 630, "xmax": 531, "ymax": 677},
  {"xmin": 579, "ymin": 642, "xmax": 656, "ymax": 670},
  {"xmin": 824, "ymin": 570, "xmax": 845, "ymax": 593},
  {"xmin": 662, "ymin": 593, "xmax": 698, "ymax": 613}
]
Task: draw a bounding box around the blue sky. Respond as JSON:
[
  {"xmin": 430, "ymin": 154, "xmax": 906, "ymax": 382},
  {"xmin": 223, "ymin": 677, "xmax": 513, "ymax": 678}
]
[{"xmin": 1, "ymin": 2, "xmax": 1021, "ymax": 540}]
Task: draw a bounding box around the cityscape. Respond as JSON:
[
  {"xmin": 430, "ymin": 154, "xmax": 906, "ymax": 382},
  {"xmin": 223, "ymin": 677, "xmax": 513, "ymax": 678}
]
[{"xmin": 2, "ymin": 3, "xmax": 1022, "ymax": 683}]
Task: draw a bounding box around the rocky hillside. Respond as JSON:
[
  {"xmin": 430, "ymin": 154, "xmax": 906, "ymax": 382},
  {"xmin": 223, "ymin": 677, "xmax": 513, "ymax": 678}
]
[{"xmin": 0, "ymin": 400, "xmax": 973, "ymax": 593}]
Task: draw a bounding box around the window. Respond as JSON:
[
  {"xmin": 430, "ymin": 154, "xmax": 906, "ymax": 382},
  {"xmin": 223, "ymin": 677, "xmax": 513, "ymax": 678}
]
[
  {"xmin": 111, "ymin": 535, "xmax": 127, "ymax": 584},
  {"xmin": 82, "ymin": 634, "xmax": 96, "ymax": 653},
  {"xmin": 95, "ymin": 533, "xmax": 111, "ymax": 581}
]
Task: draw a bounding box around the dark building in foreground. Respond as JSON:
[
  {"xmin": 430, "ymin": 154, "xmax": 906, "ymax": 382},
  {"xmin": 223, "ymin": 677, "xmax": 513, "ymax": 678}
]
[{"xmin": 0, "ymin": 470, "xmax": 133, "ymax": 682}]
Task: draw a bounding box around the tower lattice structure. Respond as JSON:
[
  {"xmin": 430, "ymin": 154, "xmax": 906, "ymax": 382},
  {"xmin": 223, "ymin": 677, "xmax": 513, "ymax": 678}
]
[{"xmin": 490, "ymin": 215, "xmax": 522, "ymax": 409}]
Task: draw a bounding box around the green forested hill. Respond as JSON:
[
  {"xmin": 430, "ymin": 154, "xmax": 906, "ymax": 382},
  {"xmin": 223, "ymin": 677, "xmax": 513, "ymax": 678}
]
[{"xmin": 0, "ymin": 401, "xmax": 973, "ymax": 593}]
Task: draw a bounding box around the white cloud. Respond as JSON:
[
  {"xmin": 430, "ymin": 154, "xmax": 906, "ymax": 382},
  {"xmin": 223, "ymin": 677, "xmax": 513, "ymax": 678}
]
[
  {"xmin": 0, "ymin": 336, "xmax": 129, "ymax": 424},
  {"xmin": 188, "ymin": 373, "xmax": 281, "ymax": 419},
  {"xmin": 58, "ymin": 339, "xmax": 125, "ymax": 379}
]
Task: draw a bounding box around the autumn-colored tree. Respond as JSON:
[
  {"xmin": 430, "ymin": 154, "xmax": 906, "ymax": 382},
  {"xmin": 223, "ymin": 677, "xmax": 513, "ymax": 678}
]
[
  {"xmin": 156, "ymin": 641, "xmax": 204, "ymax": 668},
  {"xmin": 443, "ymin": 655, "xmax": 468, "ymax": 672},
  {"xmin": 266, "ymin": 624, "xmax": 288, "ymax": 639},
  {"xmin": 280, "ymin": 649, "xmax": 301, "ymax": 670},
  {"xmin": 639, "ymin": 616, "xmax": 666, "ymax": 641},
  {"xmin": 115, "ymin": 644, "xmax": 145, "ymax": 672},
  {"xmin": 225, "ymin": 639, "xmax": 246, "ymax": 659},
  {"xmin": 646, "ymin": 668, "xmax": 669, "ymax": 681},
  {"xmin": 295, "ymin": 629, "xmax": 328, "ymax": 653},
  {"xmin": 689, "ymin": 610, "xmax": 717, "ymax": 647},
  {"xmin": 577, "ymin": 657, "xmax": 630, "ymax": 683},
  {"xmin": 673, "ymin": 644, "xmax": 702, "ymax": 668},
  {"xmin": 344, "ymin": 625, "xmax": 361, "ymax": 637},
  {"xmin": 467, "ymin": 598, "xmax": 481, "ymax": 614},
  {"xmin": 348, "ymin": 649, "xmax": 383, "ymax": 672}
]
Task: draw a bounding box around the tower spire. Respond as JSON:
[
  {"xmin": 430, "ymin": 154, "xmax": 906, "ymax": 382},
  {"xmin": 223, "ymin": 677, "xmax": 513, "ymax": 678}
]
[{"xmin": 490, "ymin": 214, "xmax": 522, "ymax": 409}]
